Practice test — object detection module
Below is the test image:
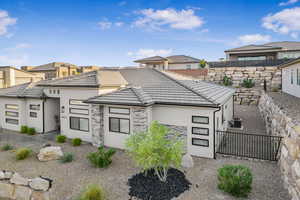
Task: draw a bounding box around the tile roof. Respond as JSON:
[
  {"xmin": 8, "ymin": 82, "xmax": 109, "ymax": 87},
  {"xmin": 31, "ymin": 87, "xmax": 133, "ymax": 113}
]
[
  {"xmin": 0, "ymin": 82, "xmax": 44, "ymax": 98},
  {"xmin": 86, "ymin": 68, "xmax": 235, "ymax": 107},
  {"xmin": 166, "ymin": 55, "xmax": 200, "ymax": 63},
  {"xmin": 28, "ymin": 62, "xmax": 77, "ymax": 72},
  {"xmin": 225, "ymin": 41, "xmax": 300, "ymax": 52},
  {"xmin": 134, "ymin": 56, "xmax": 167, "ymax": 63}
]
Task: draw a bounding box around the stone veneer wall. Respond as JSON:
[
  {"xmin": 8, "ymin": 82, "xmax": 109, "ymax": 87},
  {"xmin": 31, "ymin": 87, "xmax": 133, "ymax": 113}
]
[
  {"xmin": 164, "ymin": 124, "xmax": 188, "ymax": 152},
  {"xmin": 259, "ymin": 92, "xmax": 300, "ymax": 200},
  {"xmin": 91, "ymin": 105, "xmax": 104, "ymax": 147},
  {"xmin": 0, "ymin": 171, "xmax": 52, "ymax": 200},
  {"xmin": 132, "ymin": 107, "xmax": 149, "ymax": 133}
]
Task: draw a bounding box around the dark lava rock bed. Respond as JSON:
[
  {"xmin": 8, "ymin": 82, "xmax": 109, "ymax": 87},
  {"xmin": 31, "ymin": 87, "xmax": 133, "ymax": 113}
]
[{"xmin": 128, "ymin": 168, "xmax": 191, "ymax": 200}]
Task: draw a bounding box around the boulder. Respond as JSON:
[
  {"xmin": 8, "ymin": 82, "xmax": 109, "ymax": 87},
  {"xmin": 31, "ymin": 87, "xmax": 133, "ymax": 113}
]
[
  {"xmin": 13, "ymin": 185, "xmax": 32, "ymax": 200},
  {"xmin": 0, "ymin": 171, "xmax": 5, "ymax": 180},
  {"xmin": 3, "ymin": 171, "xmax": 13, "ymax": 179},
  {"xmin": 10, "ymin": 173, "xmax": 29, "ymax": 186},
  {"xmin": 181, "ymin": 154, "xmax": 194, "ymax": 168},
  {"xmin": 0, "ymin": 182, "xmax": 14, "ymax": 199},
  {"xmin": 37, "ymin": 146, "xmax": 63, "ymax": 161},
  {"xmin": 29, "ymin": 177, "xmax": 50, "ymax": 191}
]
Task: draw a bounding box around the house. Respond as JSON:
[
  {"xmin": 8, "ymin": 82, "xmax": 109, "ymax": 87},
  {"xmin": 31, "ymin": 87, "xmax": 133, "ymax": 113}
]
[
  {"xmin": 134, "ymin": 55, "xmax": 201, "ymax": 70},
  {"xmin": 78, "ymin": 66, "xmax": 101, "ymax": 73},
  {"xmin": 280, "ymin": 58, "xmax": 300, "ymax": 98},
  {"xmin": 225, "ymin": 41, "xmax": 300, "ymax": 61},
  {"xmin": 0, "ymin": 66, "xmax": 44, "ymax": 88},
  {"xmin": 0, "ymin": 68, "xmax": 235, "ymax": 158},
  {"xmin": 21, "ymin": 62, "xmax": 79, "ymax": 79}
]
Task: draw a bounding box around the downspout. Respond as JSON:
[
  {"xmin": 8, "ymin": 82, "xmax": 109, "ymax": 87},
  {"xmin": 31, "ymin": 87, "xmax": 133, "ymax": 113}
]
[{"xmin": 213, "ymin": 106, "xmax": 221, "ymax": 159}]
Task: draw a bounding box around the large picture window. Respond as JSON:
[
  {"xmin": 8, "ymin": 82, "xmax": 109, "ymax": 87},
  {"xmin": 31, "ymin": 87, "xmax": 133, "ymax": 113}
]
[
  {"xmin": 69, "ymin": 99, "xmax": 89, "ymax": 107},
  {"xmin": 6, "ymin": 118, "xmax": 18, "ymax": 125},
  {"xmin": 109, "ymin": 107, "xmax": 130, "ymax": 115},
  {"xmin": 192, "ymin": 127, "xmax": 209, "ymax": 136},
  {"xmin": 30, "ymin": 104, "xmax": 40, "ymax": 111},
  {"xmin": 5, "ymin": 111, "xmax": 18, "ymax": 117},
  {"xmin": 5, "ymin": 104, "xmax": 18, "ymax": 110},
  {"xmin": 70, "ymin": 117, "xmax": 89, "ymax": 132},
  {"xmin": 109, "ymin": 117, "xmax": 130, "ymax": 134},
  {"xmin": 192, "ymin": 116, "xmax": 209, "ymax": 124},
  {"xmin": 192, "ymin": 138, "xmax": 209, "ymax": 147}
]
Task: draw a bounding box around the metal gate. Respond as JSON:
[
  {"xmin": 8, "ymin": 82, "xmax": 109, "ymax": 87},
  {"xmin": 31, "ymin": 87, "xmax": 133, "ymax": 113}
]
[{"xmin": 215, "ymin": 130, "xmax": 283, "ymax": 161}]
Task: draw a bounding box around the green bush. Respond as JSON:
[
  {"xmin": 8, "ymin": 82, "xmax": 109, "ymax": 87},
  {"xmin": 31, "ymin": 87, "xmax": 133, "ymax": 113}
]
[
  {"xmin": 126, "ymin": 121, "xmax": 184, "ymax": 182},
  {"xmin": 198, "ymin": 59, "xmax": 207, "ymax": 68},
  {"xmin": 16, "ymin": 148, "xmax": 32, "ymax": 160},
  {"xmin": 223, "ymin": 76, "xmax": 233, "ymax": 86},
  {"xmin": 20, "ymin": 125, "xmax": 28, "ymax": 134},
  {"xmin": 56, "ymin": 135, "xmax": 67, "ymax": 143},
  {"xmin": 60, "ymin": 153, "xmax": 74, "ymax": 163},
  {"xmin": 72, "ymin": 138, "xmax": 82, "ymax": 146},
  {"xmin": 27, "ymin": 127, "xmax": 36, "ymax": 135},
  {"xmin": 87, "ymin": 146, "xmax": 116, "ymax": 168},
  {"xmin": 1, "ymin": 144, "xmax": 14, "ymax": 151},
  {"xmin": 242, "ymin": 78, "xmax": 255, "ymax": 88},
  {"xmin": 218, "ymin": 165, "xmax": 253, "ymax": 197},
  {"xmin": 78, "ymin": 184, "xmax": 105, "ymax": 200}
]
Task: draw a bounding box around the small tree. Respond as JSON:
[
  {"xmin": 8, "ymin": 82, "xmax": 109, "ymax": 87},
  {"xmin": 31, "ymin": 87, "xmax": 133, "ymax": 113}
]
[
  {"xmin": 199, "ymin": 59, "xmax": 207, "ymax": 68},
  {"xmin": 126, "ymin": 121, "xmax": 184, "ymax": 182}
]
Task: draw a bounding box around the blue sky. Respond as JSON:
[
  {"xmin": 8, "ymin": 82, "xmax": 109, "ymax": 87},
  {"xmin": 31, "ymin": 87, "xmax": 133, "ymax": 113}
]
[{"xmin": 0, "ymin": 0, "xmax": 299, "ymax": 67}]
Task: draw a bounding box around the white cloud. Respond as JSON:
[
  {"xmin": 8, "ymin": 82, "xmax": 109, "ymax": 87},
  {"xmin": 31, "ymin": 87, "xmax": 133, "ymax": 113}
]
[
  {"xmin": 279, "ymin": 0, "xmax": 298, "ymax": 6},
  {"xmin": 0, "ymin": 54, "xmax": 28, "ymax": 66},
  {"xmin": 98, "ymin": 21, "xmax": 124, "ymax": 29},
  {"xmin": 262, "ymin": 7, "xmax": 300, "ymax": 38},
  {"xmin": 127, "ymin": 48, "xmax": 172, "ymax": 59},
  {"xmin": 133, "ymin": 8, "xmax": 204, "ymax": 30},
  {"xmin": 237, "ymin": 34, "xmax": 271, "ymax": 44},
  {"xmin": 0, "ymin": 10, "xmax": 17, "ymax": 36},
  {"xmin": 115, "ymin": 22, "xmax": 124, "ymax": 27},
  {"xmin": 4, "ymin": 43, "xmax": 31, "ymax": 51}
]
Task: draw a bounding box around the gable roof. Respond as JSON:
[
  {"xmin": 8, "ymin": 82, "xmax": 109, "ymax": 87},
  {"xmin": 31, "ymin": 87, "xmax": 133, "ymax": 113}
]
[
  {"xmin": 85, "ymin": 68, "xmax": 235, "ymax": 107},
  {"xmin": 37, "ymin": 70, "xmax": 127, "ymax": 87},
  {"xmin": 278, "ymin": 57, "xmax": 300, "ymax": 69},
  {"xmin": 0, "ymin": 82, "xmax": 44, "ymax": 98}
]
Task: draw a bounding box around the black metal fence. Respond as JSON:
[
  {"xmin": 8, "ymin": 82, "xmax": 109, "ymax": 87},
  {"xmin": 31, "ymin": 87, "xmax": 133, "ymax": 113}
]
[
  {"xmin": 208, "ymin": 59, "xmax": 295, "ymax": 68},
  {"xmin": 215, "ymin": 130, "xmax": 282, "ymax": 161}
]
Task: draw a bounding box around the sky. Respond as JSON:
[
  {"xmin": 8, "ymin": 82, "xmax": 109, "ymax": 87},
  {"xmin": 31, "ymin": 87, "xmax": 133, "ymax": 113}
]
[{"xmin": 0, "ymin": 0, "xmax": 300, "ymax": 67}]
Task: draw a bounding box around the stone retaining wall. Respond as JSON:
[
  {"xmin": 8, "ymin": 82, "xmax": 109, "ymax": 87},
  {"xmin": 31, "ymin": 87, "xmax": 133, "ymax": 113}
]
[
  {"xmin": 259, "ymin": 92, "xmax": 300, "ymax": 200},
  {"xmin": 0, "ymin": 170, "xmax": 52, "ymax": 200},
  {"xmin": 234, "ymin": 87, "xmax": 262, "ymax": 105}
]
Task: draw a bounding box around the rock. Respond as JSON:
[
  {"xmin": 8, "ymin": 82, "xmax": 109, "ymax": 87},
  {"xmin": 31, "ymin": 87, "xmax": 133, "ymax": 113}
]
[
  {"xmin": 42, "ymin": 143, "xmax": 51, "ymax": 148},
  {"xmin": 37, "ymin": 146, "xmax": 63, "ymax": 161},
  {"xmin": 29, "ymin": 177, "xmax": 50, "ymax": 191},
  {"xmin": 31, "ymin": 191, "xmax": 50, "ymax": 200},
  {"xmin": 10, "ymin": 173, "xmax": 29, "ymax": 186},
  {"xmin": 0, "ymin": 171, "xmax": 5, "ymax": 180},
  {"xmin": 0, "ymin": 182, "xmax": 14, "ymax": 199},
  {"xmin": 292, "ymin": 160, "xmax": 300, "ymax": 177},
  {"xmin": 3, "ymin": 171, "xmax": 13, "ymax": 179},
  {"xmin": 181, "ymin": 154, "xmax": 194, "ymax": 168},
  {"xmin": 285, "ymin": 138, "xmax": 300, "ymax": 160},
  {"xmin": 13, "ymin": 185, "xmax": 32, "ymax": 200}
]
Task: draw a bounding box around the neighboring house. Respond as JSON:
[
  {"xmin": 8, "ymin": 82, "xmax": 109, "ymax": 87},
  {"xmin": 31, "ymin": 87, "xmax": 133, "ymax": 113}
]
[
  {"xmin": 0, "ymin": 66, "xmax": 44, "ymax": 88},
  {"xmin": 225, "ymin": 41, "xmax": 300, "ymax": 61},
  {"xmin": 21, "ymin": 62, "xmax": 79, "ymax": 79},
  {"xmin": 134, "ymin": 55, "xmax": 201, "ymax": 70},
  {"xmin": 280, "ymin": 58, "xmax": 300, "ymax": 98},
  {"xmin": 79, "ymin": 66, "xmax": 101, "ymax": 73},
  {"xmin": 0, "ymin": 68, "xmax": 235, "ymax": 159}
]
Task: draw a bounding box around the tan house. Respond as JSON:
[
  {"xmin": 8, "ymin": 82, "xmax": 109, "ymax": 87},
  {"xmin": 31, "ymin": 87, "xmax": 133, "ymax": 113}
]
[
  {"xmin": 21, "ymin": 62, "xmax": 79, "ymax": 79},
  {"xmin": 0, "ymin": 66, "xmax": 44, "ymax": 88},
  {"xmin": 225, "ymin": 41, "xmax": 300, "ymax": 61},
  {"xmin": 79, "ymin": 66, "xmax": 101, "ymax": 73}
]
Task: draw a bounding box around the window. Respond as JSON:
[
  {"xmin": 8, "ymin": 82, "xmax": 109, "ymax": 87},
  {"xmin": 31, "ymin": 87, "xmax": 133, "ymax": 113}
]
[
  {"xmin": 192, "ymin": 116, "xmax": 209, "ymax": 124},
  {"xmin": 30, "ymin": 104, "xmax": 40, "ymax": 111},
  {"xmin": 5, "ymin": 104, "xmax": 18, "ymax": 110},
  {"xmin": 30, "ymin": 112, "xmax": 37, "ymax": 118},
  {"xmin": 69, "ymin": 108, "xmax": 89, "ymax": 115},
  {"xmin": 109, "ymin": 107, "xmax": 130, "ymax": 115},
  {"xmin": 291, "ymin": 69, "xmax": 294, "ymax": 84},
  {"xmin": 62, "ymin": 72, "xmax": 67, "ymax": 77},
  {"xmin": 70, "ymin": 117, "xmax": 89, "ymax": 132},
  {"xmin": 186, "ymin": 64, "xmax": 191, "ymax": 70},
  {"xmin": 6, "ymin": 118, "xmax": 18, "ymax": 125},
  {"xmin": 5, "ymin": 111, "xmax": 18, "ymax": 117},
  {"xmin": 237, "ymin": 56, "xmax": 266, "ymax": 61},
  {"xmin": 192, "ymin": 138, "xmax": 209, "ymax": 147},
  {"xmin": 49, "ymin": 89, "xmax": 52, "ymax": 94},
  {"xmin": 192, "ymin": 127, "xmax": 209, "ymax": 136},
  {"xmin": 297, "ymin": 68, "xmax": 300, "ymax": 86},
  {"xmin": 57, "ymin": 90, "xmax": 60, "ymax": 94},
  {"xmin": 109, "ymin": 117, "xmax": 130, "ymax": 134},
  {"xmin": 69, "ymin": 99, "xmax": 89, "ymax": 107}
]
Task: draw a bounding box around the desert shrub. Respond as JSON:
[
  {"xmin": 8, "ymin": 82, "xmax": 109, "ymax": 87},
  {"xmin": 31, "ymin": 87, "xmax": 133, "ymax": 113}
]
[
  {"xmin": 27, "ymin": 127, "xmax": 36, "ymax": 135},
  {"xmin": 20, "ymin": 125, "xmax": 28, "ymax": 134},
  {"xmin": 56, "ymin": 135, "xmax": 67, "ymax": 143},
  {"xmin": 16, "ymin": 148, "xmax": 32, "ymax": 160},
  {"xmin": 126, "ymin": 121, "xmax": 184, "ymax": 182},
  {"xmin": 242, "ymin": 78, "xmax": 255, "ymax": 88},
  {"xmin": 72, "ymin": 138, "xmax": 82, "ymax": 146},
  {"xmin": 60, "ymin": 152, "xmax": 74, "ymax": 163},
  {"xmin": 218, "ymin": 165, "xmax": 253, "ymax": 197},
  {"xmin": 87, "ymin": 146, "xmax": 116, "ymax": 168},
  {"xmin": 78, "ymin": 184, "xmax": 105, "ymax": 200},
  {"xmin": 223, "ymin": 76, "xmax": 233, "ymax": 86},
  {"xmin": 1, "ymin": 144, "xmax": 14, "ymax": 151}
]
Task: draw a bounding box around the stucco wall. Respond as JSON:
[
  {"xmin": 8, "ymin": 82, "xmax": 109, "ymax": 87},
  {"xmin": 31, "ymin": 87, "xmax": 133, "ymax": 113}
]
[
  {"xmin": 168, "ymin": 63, "xmax": 199, "ymax": 70},
  {"xmin": 282, "ymin": 64, "xmax": 300, "ymax": 98}
]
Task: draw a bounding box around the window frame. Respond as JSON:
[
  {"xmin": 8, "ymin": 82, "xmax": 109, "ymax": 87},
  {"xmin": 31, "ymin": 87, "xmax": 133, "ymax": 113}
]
[
  {"xmin": 69, "ymin": 99, "xmax": 89, "ymax": 107},
  {"xmin": 69, "ymin": 108, "xmax": 89, "ymax": 115},
  {"xmin": 192, "ymin": 116, "xmax": 209, "ymax": 124},
  {"xmin": 69, "ymin": 116, "xmax": 89, "ymax": 132},
  {"xmin": 192, "ymin": 138, "xmax": 209, "ymax": 147},
  {"xmin": 5, "ymin": 111, "xmax": 19, "ymax": 117},
  {"xmin": 109, "ymin": 107, "xmax": 130, "ymax": 115},
  {"xmin": 5, "ymin": 104, "xmax": 19, "ymax": 110},
  {"xmin": 30, "ymin": 112, "xmax": 37, "ymax": 118},
  {"xmin": 5, "ymin": 118, "xmax": 19, "ymax": 125},
  {"xmin": 30, "ymin": 104, "xmax": 40, "ymax": 111},
  {"xmin": 291, "ymin": 69, "xmax": 294, "ymax": 84},
  {"xmin": 192, "ymin": 127, "xmax": 209, "ymax": 136},
  {"xmin": 109, "ymin": 117, "xmax": 130, "ymax": 134}
]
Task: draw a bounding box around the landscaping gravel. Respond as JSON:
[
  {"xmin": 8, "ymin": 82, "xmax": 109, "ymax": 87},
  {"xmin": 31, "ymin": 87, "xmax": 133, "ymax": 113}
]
[{"xmin": 0, "ymin": 131, "xmax": 290, "ymax": 200}]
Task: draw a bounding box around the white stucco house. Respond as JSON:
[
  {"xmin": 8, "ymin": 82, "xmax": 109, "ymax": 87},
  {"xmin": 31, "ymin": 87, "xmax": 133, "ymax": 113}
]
[
  {"xmin": 0, "ymin": 68, "xmax": 235, "ymax": 158},
  {"xmin": 280, "ymin": 58, "xmax": 300, "ymax": 98}
]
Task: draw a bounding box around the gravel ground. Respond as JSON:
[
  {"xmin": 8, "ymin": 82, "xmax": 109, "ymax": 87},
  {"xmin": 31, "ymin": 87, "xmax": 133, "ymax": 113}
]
[
  {"xmin": 234, "ymin": 105, "xmax": 267, "ymax": 134},
  {"xmin": 0, "ymin": 131, "xmax": 290, "ymax": 200}
]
